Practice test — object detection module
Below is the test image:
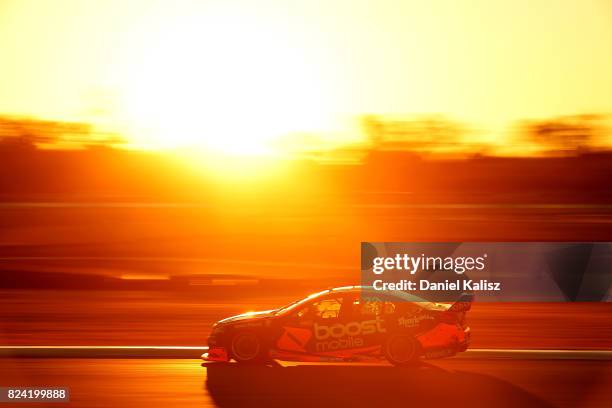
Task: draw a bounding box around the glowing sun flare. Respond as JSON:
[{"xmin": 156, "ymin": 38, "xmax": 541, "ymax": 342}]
[{"xmin": 116, "ymin": 18, "xmax": 329, "ymax": 154}]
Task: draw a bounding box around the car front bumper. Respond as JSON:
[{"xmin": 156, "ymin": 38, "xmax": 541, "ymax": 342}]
[{"xmin": 202, "ymin": 347, "xmax": 229, "ymax": 362}]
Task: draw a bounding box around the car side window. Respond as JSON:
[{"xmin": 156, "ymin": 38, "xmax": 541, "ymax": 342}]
[
  {"xmin": 354, "ymin": 297, "xmax": 396, "ymax": 316},
  {"xmin": 399, "ymin": 303, "xmax": 421, "ymax": 317},
  {"xmin": 312, "ymin": 297, "xmax": 343, "ymax": 319},
  {"xmin": 383, "ymin": 302, "xmax": 396, "ymax": 315},
  {"xmin": 293, "ymin": 295, "xmax": 354, "ymax": 321}
]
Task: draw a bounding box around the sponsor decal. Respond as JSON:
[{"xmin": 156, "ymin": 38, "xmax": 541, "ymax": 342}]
[
  {"xmin": 314, "ymin": 317, "xmax": 386, "ymax": 352},
  {"xmin": 277, "ymin": 326, "xmax": 312, "ymax": 352},
  {"xmin": 314, "ymin": 317, "xmax": 386, "ymax": 340},
  {"xmin": 398, "ymin": 314, "xmax": 434, "ymax": 328}
]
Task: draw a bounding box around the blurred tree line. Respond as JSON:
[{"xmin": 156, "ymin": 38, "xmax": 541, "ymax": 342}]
[
  {"xmin": 519, "ymin": 114, "xmax": 609, "ymax": 154},
  {"xmin": 0, "ymin": 115, "xmax": 124, "ymax": 151},
  {"xmin": 0, "ymin": 114, "xmax": 610, "ymax": 204},
  {"xmin": 361, "ymin": 114, "xmax": 476, "ymax": 154},
  {"xmin": 362, "ymin": 113, "xmax": 611, "ymax": 156},
  {"xmin": 0, "ymin": 113, "xmax": 610, "ymax": 157}
]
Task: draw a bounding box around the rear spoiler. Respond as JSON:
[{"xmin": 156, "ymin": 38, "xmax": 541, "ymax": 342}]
[{"xmin": 447, "ymin": 292, "xmax": 474, "ymax": 313}]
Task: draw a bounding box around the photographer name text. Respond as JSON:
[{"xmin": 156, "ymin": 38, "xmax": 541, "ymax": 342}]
[{"xmin": 372, "ymin": 279, "xmax": 501, "ymax": 292}]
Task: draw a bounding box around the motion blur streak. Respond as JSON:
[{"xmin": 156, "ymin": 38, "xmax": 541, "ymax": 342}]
[{"xmin": 0, "ymin": 1, "xmax": 611, "ymax": 406}]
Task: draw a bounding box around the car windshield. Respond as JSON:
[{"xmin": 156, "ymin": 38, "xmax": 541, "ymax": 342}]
[{"xmin": 275, "ymin": 289, "xmax": 330, "ymax": 315}]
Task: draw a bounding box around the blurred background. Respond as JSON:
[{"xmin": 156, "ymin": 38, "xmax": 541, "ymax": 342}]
[{"xmin": 0, "ymin": 0, "xmax": 610, "ymax": 350}]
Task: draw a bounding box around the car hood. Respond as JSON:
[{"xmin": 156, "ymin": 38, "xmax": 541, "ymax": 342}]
[{"xmin": 217, "ymin": 309, "xmax": 277, "ymax": 325}]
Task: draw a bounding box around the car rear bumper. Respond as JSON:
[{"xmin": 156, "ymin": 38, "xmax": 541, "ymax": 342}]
[
  {"xmin": 418, "ymin": 323, "xmax": 471, "ymax": 358},
  {"xmin": 458, "ymin": 326, "xmax": 471, "ymax": 352}
]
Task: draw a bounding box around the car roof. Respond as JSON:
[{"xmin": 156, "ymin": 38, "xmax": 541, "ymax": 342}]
[
  {"xmin": 274, "ymin": 286, "xmax": 450, "ymax": 315},
  {"xmin": 328, "ymin": 285, "xmax": 445, "ymax": 310}
]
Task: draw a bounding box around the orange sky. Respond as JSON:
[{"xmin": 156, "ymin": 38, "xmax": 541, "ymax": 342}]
[{"xmin": 0, "ymin": 0, "xmax": 610, "ymax": 152}]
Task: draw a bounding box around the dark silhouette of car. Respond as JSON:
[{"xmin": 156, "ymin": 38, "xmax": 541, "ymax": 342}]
[{"xmin": 203, "ymin": 286, "xmax": 472, "ymax": 366}]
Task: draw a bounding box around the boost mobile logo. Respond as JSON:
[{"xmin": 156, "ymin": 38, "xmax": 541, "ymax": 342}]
[{"xmin": 314, "ymin": 317, "xmax": 386, "ymax": 340}]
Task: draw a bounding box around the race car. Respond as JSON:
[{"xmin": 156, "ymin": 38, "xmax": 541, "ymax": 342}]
[{"xmin": 203, "ymin": 285, "xmax": 472, "ymax": 366}]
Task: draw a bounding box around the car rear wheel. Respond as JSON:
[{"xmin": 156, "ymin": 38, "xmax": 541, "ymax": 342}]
[
  {"xmin": 230, "ymin": 331, "xmax": 268, "ymax": 364},
  {"xmin": 384, "ymin": 335, "xmax": 420, "ymax": 366}
]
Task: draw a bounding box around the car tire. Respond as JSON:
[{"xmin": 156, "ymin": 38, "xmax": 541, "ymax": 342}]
[
  {"xmin": 229, "ymin": 331, "xmax": 269, "ymax": 364},
  {"xmin": 384, "ymin": 335, "xmax": 420, "ymax": 366}
]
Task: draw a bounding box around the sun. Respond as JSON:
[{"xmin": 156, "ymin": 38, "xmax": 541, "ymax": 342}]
[{"xmin": 114, "ymin": 14, "xmax": 331, "ymax": 155}]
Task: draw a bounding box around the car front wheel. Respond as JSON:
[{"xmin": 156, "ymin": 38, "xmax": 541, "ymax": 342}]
[
  {"xmin": 229, "ymin": 331, "xmax": 268, "ymax": 364},
  {"xmin": 384, "ymin": 335, "xmax": 420, "ymax": 366}
]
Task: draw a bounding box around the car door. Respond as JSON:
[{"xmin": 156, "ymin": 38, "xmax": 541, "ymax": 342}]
[
  {"xmin": 349, "ymin": 296, "xmax": 395, "ymax": 350},
  {"xmin": 274, "ymin": 293, "xmax": 355, "ymax": 357}
]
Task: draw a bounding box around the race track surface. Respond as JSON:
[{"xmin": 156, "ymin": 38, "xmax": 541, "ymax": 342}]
[{"xmin": 0, "ymin": 358, "xmax": 609, "ymax": 407}]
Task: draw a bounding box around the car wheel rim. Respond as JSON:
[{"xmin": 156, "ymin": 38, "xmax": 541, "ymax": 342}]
[
  {"xmin": 387, "ymin": 336, "xmax": 416, "ymax": 363},
  {"xmin": 232, "ymin": 333, "xmax": 260, "ymax": 361}
]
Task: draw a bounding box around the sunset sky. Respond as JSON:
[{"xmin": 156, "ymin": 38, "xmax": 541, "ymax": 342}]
[{"xmin": 0, "ymin": 0, "xmax": 610, "ymax": 151}]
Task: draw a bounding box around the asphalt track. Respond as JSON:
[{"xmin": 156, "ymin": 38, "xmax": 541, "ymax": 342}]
[
  {"xmin": 1, "ymin": 346, "xmax": 611, "ymax": 360},
  {"xmin": 0, "ymin": 349, "xmax": 610, "ymax": 407}
]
